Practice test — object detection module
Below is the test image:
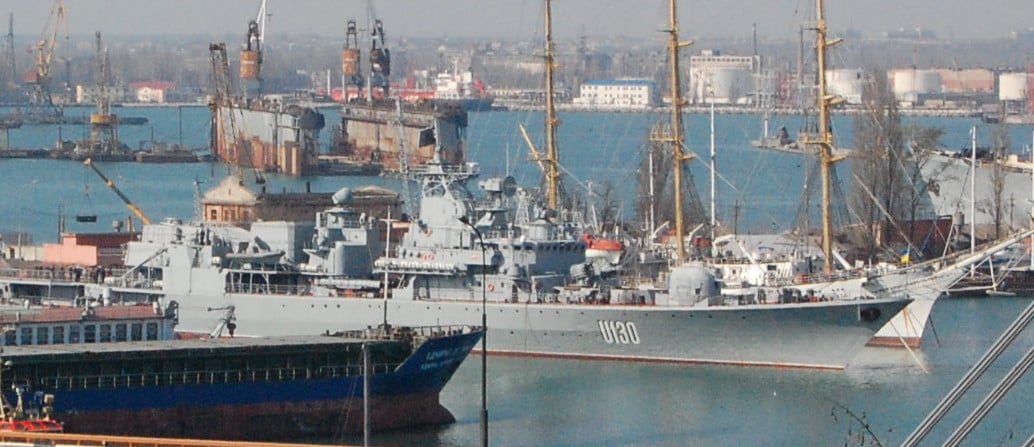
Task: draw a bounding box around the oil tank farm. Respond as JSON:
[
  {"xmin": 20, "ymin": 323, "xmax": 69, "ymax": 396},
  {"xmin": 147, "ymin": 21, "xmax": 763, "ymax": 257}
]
[{"xmin": 890, "ymin": 69, "xmax": 943, "ymax": 105}]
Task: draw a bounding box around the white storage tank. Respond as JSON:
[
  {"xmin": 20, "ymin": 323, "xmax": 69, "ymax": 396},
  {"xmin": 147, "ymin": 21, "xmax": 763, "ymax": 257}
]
[
  {"xmin": 892, "ymin": 69, "xmax": 942, "ymax": 99},
  {"xmin": 999, "ymin": 72, "xmax": 1029, "ymax": 101},
  {"xmin": 699, "ymin": 67, "xmax": 752, "ymax": 104},
  {"xmin": 825, "ymin": 68, "xmax": 865, "ymax": 104}
]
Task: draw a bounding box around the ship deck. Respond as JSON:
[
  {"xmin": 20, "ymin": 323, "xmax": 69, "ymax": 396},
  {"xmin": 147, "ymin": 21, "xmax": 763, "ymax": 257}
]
[{"xmin": 0, "ymin": 326, "xmax": 471, "ymax": 360}]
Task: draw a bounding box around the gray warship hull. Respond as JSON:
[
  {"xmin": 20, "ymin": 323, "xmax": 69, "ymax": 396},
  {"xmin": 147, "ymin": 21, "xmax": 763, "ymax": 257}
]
[{"xmin": 165, "ymin": 289, "xmax": 905, "ymax": 370}]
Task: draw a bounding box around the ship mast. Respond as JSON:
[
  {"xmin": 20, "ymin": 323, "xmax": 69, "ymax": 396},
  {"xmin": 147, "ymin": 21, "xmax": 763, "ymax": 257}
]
[
  {"xmin": 804, "ymin": 0, "xmax": 843, "ymax": 273},
  {"xmin": 663, "ymin": 0, "xmax": 693, "ymax": 262},
  {"xmin": 543, "ymin": 0, "xmax": 561, "ymax": 210}
]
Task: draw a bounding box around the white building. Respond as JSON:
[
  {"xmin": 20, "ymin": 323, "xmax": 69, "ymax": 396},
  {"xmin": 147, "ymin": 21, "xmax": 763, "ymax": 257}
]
[
  {"xmin": 574, "ymin": 79, "xmax": 659, "ymax": 108},
  {"xmin": 128, "ymin": 81, "xmax": 176, "ymax": 103}
]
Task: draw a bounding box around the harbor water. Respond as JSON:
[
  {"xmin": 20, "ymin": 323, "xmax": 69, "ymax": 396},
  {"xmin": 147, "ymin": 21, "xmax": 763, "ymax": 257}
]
[{"xmin": 2, "ymin": 106, "xmax": 1034, "ymax": 445}]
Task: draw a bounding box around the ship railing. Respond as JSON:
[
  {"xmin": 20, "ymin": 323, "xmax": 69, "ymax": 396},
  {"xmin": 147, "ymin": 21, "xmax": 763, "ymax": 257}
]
[
  {"xmin": 38, "ymin": 362, "xmax": 405, "ymax": 390},
  {"xmin": 765, "ymin": 268, "xmax": 866, "ymax": 287},
  {"xmin": 226, "ymin": 283, "xmax": 311, "ymax": 296},
  {"xmin": 0, "ymin": 266, "xmax": 134, "ymax": 284},
  {"xmin": 0, "ymin": 267, "xmax": 56, "ymax": 280},
  {"xmin": 339, "ymin": 324, "xmax": 478, "ymax": 343}
]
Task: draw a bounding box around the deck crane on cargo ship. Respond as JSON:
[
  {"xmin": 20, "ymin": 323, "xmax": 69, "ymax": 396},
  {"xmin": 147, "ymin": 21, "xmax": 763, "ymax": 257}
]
[
  {"xmin": 83, "ymin": 158, "xmax": 153, "ymax": 227},
  {"xmin": 23, "ymin": 0, "xmax": 67, "ymax": 118}
]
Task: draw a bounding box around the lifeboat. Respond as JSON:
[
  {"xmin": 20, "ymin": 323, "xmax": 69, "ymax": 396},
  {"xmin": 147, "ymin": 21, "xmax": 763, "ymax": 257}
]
[{"xmin": 582, "ymin": 234, "xmax": 625, "ymax": 265}]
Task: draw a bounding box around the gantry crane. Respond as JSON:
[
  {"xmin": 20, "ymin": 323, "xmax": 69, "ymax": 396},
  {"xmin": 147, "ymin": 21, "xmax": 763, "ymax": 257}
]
[
  {"xmin": 83, "ymin": 158, "xmax": 153, "ymax": 226},
  {"xmin": 24, "ymin": 0, "xmax": 68, "ymax": 116}
]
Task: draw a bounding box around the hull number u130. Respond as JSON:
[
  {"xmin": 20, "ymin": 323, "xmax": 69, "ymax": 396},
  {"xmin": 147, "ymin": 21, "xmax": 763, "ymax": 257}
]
[{"xmin": 598, "ymin": 320, "xmax": 640, "ymax": 344}]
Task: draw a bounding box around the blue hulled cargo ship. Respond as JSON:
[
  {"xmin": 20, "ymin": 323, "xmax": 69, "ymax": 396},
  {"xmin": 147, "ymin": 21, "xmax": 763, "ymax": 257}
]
[{"xmin": 0, "ymin": 325, "xmax": 482, "ymax": 441}]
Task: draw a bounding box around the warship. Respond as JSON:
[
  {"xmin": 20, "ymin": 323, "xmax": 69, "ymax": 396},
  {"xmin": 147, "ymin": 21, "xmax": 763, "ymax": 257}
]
[
  {"xmin": 0, "ymin": 0, "xmax": 912, "ymax": 371},
  {"xmin": 11, "ymin": 146, "xmax": 905, "ymax": 370}
]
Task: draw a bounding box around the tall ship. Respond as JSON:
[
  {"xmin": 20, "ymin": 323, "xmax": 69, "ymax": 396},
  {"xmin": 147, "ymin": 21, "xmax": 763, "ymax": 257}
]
[
  {"xmin": 330, "ymin": 19, "xmax": 468, "ymax": 172},
  {"xmin": 699, "ymin": 0, "xmax": 1034, "ymax": 349},
  {"xmin": 0, "ymin": 324, "xmax": 482, "ymax": 441}
]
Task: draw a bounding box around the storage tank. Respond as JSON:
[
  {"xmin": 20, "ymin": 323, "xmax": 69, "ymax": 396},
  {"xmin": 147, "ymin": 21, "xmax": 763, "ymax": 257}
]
[
  {"xmin": 240, "ymin": 50, "xmax": 260, "ymax": 80},
  {"xmin": 891, "ymin": 69, "xmax": 913, "ymax": 98},
  {"xmin": 707, "ymin": 68, "xmax": 752, "ymax": 103},
  {"xmin": 826, "ymin": 69, "xmax": 865, "ymax": 104},
  {"xmin": 341, "ymin": 48, "xmax": 360, "ymax": 76},
  {"xmin": 892, "ymin": 69, "xmax": 942, "ymax": 99},
  {"xmin": 999, "ymin": 72, "xmax": 1029, "ymax": 101},
  {"xmin": 914, "ymin": 70, "xmax": 942, "ymax": 94}
]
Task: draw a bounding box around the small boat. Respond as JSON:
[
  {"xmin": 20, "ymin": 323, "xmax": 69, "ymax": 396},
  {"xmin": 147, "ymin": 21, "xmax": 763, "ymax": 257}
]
[
  {"xmin": 0, "ymin": 366, "xmax": 63, "ymax": 434},
  {"xmin": 582, "ymin": 233, "xmax": 625, "ymax": 266}
]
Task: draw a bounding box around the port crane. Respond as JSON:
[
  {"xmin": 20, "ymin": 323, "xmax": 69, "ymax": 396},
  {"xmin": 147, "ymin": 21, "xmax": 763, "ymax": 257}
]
[
  {"xmin": 24, "ymin": 0, "xmax": 68, "ymax": 116},
  {"xmin": 88, "ymin": 31, "xmax": 119, "ymax": 153},
  {"xmin": 83, "ymin": 158, "xmax": 153, "ymax": 226}
]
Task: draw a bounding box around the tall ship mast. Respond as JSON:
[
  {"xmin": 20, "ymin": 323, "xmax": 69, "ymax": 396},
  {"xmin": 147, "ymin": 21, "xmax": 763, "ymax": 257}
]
[
  {"xmin": 801, "ymin": 0, "xmax": 845, "ymax": 273},
  {"xmin": 662, "ymin": 0, "xmax": 694, "ymax": 262},
  {"xmin": 543, "ymin": 0, "xmax": 561, "ymax": 210}
]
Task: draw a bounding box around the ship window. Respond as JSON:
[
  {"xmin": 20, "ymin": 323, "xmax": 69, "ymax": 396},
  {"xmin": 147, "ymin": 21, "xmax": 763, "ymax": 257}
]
[
  {"xmin": 131, "ymin": 323, "xmax": 143, "ymax": 341},
  {"xmin": 99, "ymin": 324, "xmax": 112, "ymax": 342},
  {"xmin": 69, "ymin": 326, "xmax": 80, "ymax": 343},
  {"xmin": 52, "ymin": 326, "xmax": 64, "ymax": 344},
  {"xmin": 20, "ymin": 327, "xmax": 32, "ymax": 345},
  {"xmin": 36, "ymin": 327, "xmax": 49, "ymax": 345},
  {"xmin": 83, "ymin": 325, "xmax": 97, "ymax": 343},
  {"xmin": 115, "ymin": 324, "xmax": 128, "ymax": 342},
  {"xmin": 146, "ymin": 322, "xmax": 158, "ymax": 340}
]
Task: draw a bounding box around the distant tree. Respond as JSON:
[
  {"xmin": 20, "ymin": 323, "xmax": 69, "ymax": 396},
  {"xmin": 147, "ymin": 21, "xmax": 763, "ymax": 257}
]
[
  {"xmin": 988, "ymin": 120, "xmax": 1012, "ymax": 239},
  {"xmin": 850, "ymin": 68, "xmax": 907, "ymax": 261},
  {"xmin": 901, "ymin": 124, "xmax": 946, "ymax": 252}
]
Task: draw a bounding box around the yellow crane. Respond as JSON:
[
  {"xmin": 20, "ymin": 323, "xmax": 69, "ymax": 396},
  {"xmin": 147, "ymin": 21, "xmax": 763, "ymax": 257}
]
[
  {"xmin": 24, "ymin": 0, "xmax": 67, "ymax": 114},
  {"xmin": 83, "ymin": 158, "xmax": 153, "ymax": 225}
]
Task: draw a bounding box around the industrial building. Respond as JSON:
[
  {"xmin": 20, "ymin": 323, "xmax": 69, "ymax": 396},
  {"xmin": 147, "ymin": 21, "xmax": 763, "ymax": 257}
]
[{"xmin": 573, "ymin": 78, "xmax": 658, "ymax": 108}]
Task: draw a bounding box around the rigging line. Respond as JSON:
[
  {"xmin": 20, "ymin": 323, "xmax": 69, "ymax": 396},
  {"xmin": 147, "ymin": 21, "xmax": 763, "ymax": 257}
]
[
  {"xmin": 688, "ymin": 144, "xmax": 785, "ymax": 231},
  {"xmin": 850, "ymin": 171, "xmax": 922, "ymax": 257}
]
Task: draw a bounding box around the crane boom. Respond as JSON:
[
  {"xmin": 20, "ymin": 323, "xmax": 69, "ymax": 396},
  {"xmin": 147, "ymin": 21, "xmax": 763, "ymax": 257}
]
[
  {"xmin": 26, "ymin": 0, "xmax": 67, "ymax": 114},
  {"xmin": 83, "ymin": 158, "xmax": 153, "ymax": 225}
]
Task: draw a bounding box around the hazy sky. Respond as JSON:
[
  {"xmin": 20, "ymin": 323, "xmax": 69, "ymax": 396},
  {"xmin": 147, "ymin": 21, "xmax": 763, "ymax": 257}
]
[{"xmin": 2, "ymin": 0, "xmax": 1032, "ymax": 42}]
